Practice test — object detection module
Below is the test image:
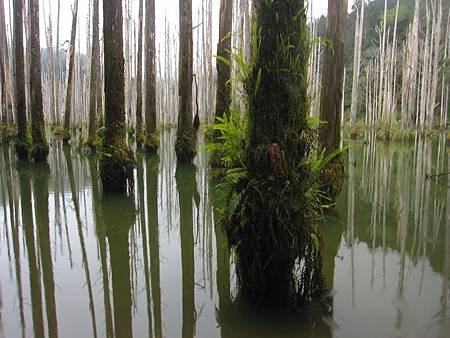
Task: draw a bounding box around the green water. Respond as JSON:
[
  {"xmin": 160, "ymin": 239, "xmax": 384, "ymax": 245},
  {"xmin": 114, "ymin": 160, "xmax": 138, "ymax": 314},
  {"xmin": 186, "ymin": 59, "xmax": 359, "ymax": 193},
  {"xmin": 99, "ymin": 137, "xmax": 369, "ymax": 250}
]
[{"xmin": 0, "ymin": 130, "xmax": 449, "ymax": 338}]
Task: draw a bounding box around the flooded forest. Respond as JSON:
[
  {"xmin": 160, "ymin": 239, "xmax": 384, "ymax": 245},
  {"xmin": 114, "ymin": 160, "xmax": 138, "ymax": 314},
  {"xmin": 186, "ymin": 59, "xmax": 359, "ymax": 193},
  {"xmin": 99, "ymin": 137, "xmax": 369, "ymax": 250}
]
[{"xmin": 0, "ymin": 0, "xmax": 449, "ymax": 337}]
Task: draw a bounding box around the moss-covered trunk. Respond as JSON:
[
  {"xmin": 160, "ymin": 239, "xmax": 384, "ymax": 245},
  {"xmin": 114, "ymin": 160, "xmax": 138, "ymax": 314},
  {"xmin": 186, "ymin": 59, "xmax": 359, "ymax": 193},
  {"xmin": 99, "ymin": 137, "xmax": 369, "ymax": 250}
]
[
  {"xmin": 318, "ymin": 0, "xmax": 348, "ymax": 197},
  {"xmin": 100, "ymin": 0, "xmax": 135, "ymax": 192},
  {"xmin": 224, "ymin": 0, "xmax": 326, "ymax": 309},
  {"xmin": 144, "ymin": 0, "xmax": 158, "ymax": 152},
  {"xmin": 176, "ymin": 0, "xmax": 196, "ymax": 163},
  {"xmin": 87, "ymin": 0, "xmax": 100, "ymax": 146},
  {"xmin": 215, "ymin": 0, "xmax": 232, "ymax": 120},
  {"xmin": 29, "ymin": 0, "xmax": 49, "ymax": 162},
  {"xmin": 62, "ymin": 0, "xmax": 79, "ymax": 143},
  {"xmin": 13, "ymin": 0, "xmax": 28, "ymax": 158}
]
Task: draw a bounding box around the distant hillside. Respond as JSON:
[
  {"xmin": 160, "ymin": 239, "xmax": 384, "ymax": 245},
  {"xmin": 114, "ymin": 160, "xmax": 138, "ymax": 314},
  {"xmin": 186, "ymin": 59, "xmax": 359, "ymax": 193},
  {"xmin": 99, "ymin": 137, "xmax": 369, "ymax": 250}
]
[{"xmin": 315, "ymin": 0, "xmax": 450, "ymax": 111}]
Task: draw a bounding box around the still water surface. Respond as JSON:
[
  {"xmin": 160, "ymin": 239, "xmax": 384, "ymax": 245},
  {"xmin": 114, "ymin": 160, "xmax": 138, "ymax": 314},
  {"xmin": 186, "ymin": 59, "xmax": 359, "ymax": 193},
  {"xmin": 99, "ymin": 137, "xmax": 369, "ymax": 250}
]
[{"xmin": 0, "ymin": 130, "xmax": 449, "ymax": 338}]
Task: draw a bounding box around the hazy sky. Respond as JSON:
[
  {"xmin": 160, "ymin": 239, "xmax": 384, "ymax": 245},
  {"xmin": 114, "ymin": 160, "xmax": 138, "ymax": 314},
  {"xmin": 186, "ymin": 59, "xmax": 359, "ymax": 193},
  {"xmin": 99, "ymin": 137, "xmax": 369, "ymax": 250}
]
[{"xmin": 2, "ymin": 0, "xmax": 355, "ymax": 54}]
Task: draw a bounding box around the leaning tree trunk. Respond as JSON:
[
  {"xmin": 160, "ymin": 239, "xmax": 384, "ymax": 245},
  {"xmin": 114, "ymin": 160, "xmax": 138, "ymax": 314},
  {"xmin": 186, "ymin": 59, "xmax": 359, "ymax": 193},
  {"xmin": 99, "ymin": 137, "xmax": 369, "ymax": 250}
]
[
  {"xmin": 135, "ymin": 0, "xmax": 144, "ymax": 144},
  {"xmin": 29, "ymin": 0, "xmax": 49, "ymax": 162},
  {"xmin": 224, "ymin": 0, "xmax": 326, "ymax": 308},
  {"xmin": 318, "ymin": 0, "xmax": 348, "ymax": 197},
  {"xmin": 214, "ymin": 0, "xmax": 232, "ymax": 120},
  {"xmin": 99, "ymin": 0, "xmax": 135, "ymax": 192},
  {"xmin": 175, "ymin": 0, "xmax": 196, "ymax": 163},
  {"xmin": 87, "ymin": 0, "xmax": 100, "ymax": 147},
  {"xmin": 13, "ymin": 0, "xmax": 28, "ymax": 158},
  {"xmin": 62, "ymin": 0, "xmax": 78, "ymax": 143},
  {"xmin": 144, "ymin": 0, "xmax": 158, "ymax": 152}
]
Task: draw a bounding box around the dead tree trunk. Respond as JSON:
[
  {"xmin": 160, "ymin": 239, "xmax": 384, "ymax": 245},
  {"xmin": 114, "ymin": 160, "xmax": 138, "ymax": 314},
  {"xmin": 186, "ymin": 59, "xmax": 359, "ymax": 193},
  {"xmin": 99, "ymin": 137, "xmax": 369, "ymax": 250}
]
[
  {"xmin": 350, "ymin": 2, "xmax": 364, "ymax": 129},
  {"xmin": 319, "ymin": 0, "xmax": 348, "ymax": 152},
  {"xmin": 135, "ymin": 0, "xmax": 144, "ymax": 144},
  {"xmin": 318, "ymin": 0, "xmax": 348, "ymax": 197},
  {"xmin": 144, "ymin": 0, "xmax": 158, "ymax": 152},
  {"xmin": 88, "ymin": 0, "xmax": 100, "ymax": 146},
  {"xmin": 13, "ymin": 0, "xmax": 28, "ymax": 158},
  {"xmin": 62, "ymin": 0, "xmax": 79, "ymax": 143},
  {"xmin": 99, "ymin": 0, "xmax": 135, "ymax": 192},
  {"xmin": 29, "ymin": 0, "xmax": 49, "ymax": 162},
  {"xmin": 175, "ymin": 0, "xmax": 196, "ymax": 163},
  {"xmin": 214, "ymin": 0, "xmax": 233, "ymax": 120},
  {"xmin": 0, "ymin": 0, "xmax": 10, "ymax": 125}
]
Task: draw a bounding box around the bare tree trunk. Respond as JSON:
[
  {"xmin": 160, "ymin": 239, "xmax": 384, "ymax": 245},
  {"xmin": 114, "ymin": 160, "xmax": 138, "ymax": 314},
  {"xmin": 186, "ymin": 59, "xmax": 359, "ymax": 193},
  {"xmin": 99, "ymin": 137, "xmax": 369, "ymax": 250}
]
[
  {"xmin": 44, "ymin": 0, "xmax": 56, "ymax": 126},
  {"xmin": 62, "ymin": 0, "xmax": 79, "ymax": 143},
  {"xmin": 99, "ymin": 0, "xmax": 135, "ymax": 192},
  {"xmin": 215, "ymin": 0, "xmax": 232, "ymax": 120},
  {"xmin": 88, "ymin": 0, "xmax": 100, "ymax": 146},
  {"xmin": 0, "ymin": 0, "xmax": 10, "ymax": 125},
  {"xmin": 319, "ymin": 0, "xmax": 348, "ymax": 152},
  {"xmin": 350, "ymin": 2, "xmax": 364, "ymax": 128},
  {"xmin": 135, "ymin": 0, "xmax": 144, "ymax": 144},
  {"xmin": 29, "ymin": 0, "xmax": 48, "ymax": 162},
  {"xmin": 175, "ymin": 0, "xmax": 196, "ymax": 163},
  {"xmin": 144, "ymin": 0, "xmax": 158, "ymax": 152},
  {"xmin": 13, "ymin": 0, "xmax": 28, "ymax": 158},
  {"xmin": 55, "ymin": 0, "xmax": 61, "ymax": 125}
]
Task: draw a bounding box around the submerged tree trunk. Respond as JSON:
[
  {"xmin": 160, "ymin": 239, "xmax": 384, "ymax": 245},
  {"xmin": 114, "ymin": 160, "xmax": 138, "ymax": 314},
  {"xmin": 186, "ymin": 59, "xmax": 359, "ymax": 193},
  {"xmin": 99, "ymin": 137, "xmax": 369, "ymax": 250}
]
[
  {"xmin": 62, "ymin": 0, "xmax": 79, "ymax": 143},
  {"xmin": 175, "ymin": 0, "xmax": 196, "ymax": 163},
  {"xmin": 318, "ymin": 0, "xmax": 348, "ymax": 197},
  {"xmin": 224, "ymin": 0, "xmax": 326, "ymax": 308},
  {"xmin": 135, "ymin": 0, "xmax": 144, "ymax": 144},
  {"xmin": 87, "ymin": 0, "xmax": 100, "ymax": 146},
  {"xmin": 13, "ymin": 0, "xmax": 28, "ymax": 158},
  {"xmin": 29, "ymin": 0, "xmax": 49, "ymax": 162},
  {"xmin": 214, "ymin": 0, "xmax": 232, "ymax": 120},
  {"xmin": 99, "ymin": 0, "xmax": 135, "ymax": 192},
  {"xmin": 144, "ymin": 0, "xmax": 158, "ymax": 152}
]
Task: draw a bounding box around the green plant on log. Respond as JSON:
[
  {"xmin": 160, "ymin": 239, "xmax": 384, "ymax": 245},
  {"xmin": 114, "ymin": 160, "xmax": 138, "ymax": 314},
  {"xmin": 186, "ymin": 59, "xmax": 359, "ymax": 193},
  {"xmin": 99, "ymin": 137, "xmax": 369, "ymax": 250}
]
[{"xmin": 219, "ymin": 0, "xmax": 329, "ymax": 310}]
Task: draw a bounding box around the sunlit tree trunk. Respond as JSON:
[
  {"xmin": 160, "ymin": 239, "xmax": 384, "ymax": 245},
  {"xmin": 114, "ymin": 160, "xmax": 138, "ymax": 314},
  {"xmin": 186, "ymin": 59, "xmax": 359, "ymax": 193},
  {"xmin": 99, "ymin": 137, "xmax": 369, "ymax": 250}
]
[
  {"xmin": 215, "ymin": 0, "xmax": 232, "ymax": 120},
  {"xmin": 29, "ymin": 0, "xmax": 49, "ymax": 162},
  {"xmin": 144, "ymin": 0, "xmax": 158, "ymax": 152},
  {"xmin": 99, "ymin": 0, "xmax": 135, "ymax": 192},
  {"xmin": 88, "ymin": 0, "xmax": 100, "ymax": 146},
  {"xmin": 13, "ymin": 0, "xmax": 28, "ymax": 158},
  {"xmin": 176, "ymin": 0, "xmax": 196, "ymax": 163},
  {"xmin": 62, "ymin": 0, "xmax": 79, "ymax": 143}
]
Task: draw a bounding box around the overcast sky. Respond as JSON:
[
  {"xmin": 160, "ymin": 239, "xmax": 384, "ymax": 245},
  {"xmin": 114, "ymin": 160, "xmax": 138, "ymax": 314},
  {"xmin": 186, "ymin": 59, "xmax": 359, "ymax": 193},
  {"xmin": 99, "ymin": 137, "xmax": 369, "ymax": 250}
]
[{"xmin": 2, "ymin": 0, "xmax": 355, "ymax": 54}]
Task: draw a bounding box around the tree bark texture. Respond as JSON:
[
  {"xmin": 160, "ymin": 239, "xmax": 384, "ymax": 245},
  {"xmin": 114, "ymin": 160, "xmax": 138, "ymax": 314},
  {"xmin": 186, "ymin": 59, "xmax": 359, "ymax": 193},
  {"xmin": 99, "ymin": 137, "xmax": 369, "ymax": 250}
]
[
  {"xmin": 88, "ymin": 0, "xmax": 100, "ymax": 145},
  {"xmin": 29, "ymin": 0, "xmax": 49, "ymax": 162},
  {"xmin": 14, "ymin": 0, "xmax": 28, "ymax": 158},
  {"xmin": 319, "ymin": 0, "xmax": 348, "ymax": 152},
  {"xmin": 144, "ymin": 0, "xmax": 157, "ymax": 152},
  {"xmin": 215, "ymin": 0, "xmax": 232, "ymax": 119},
  {"xmin": 63, "ymin": 0, "xmax": 79, "ymax": 142}
]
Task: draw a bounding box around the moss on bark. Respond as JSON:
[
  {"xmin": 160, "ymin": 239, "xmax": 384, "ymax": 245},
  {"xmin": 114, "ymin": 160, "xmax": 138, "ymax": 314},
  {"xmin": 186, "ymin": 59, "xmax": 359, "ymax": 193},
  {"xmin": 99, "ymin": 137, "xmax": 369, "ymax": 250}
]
[{"xmin": 221, "ymin": 0, "xmax": 326, "ymax": 310}]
